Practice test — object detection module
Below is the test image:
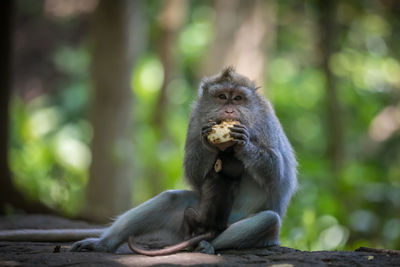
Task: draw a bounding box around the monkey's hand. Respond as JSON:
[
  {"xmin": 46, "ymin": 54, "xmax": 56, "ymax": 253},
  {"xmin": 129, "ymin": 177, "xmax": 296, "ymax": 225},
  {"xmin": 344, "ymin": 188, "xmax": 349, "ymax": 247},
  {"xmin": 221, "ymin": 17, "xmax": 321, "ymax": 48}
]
[
  {"xmin": 230, "ymin": 123, "xmax": 250, "ymax": 151},
  {"xmin": 201, "ymin": 121, "xmax": 218, "ymax": 152}
]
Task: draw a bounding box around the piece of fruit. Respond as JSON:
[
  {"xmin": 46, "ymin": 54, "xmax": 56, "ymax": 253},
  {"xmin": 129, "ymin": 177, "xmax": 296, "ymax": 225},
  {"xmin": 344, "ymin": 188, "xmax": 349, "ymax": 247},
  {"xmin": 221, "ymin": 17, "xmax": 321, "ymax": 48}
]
[{"xmin": 207, "ymin": 120, "xmax": 239, "ymax": 151}]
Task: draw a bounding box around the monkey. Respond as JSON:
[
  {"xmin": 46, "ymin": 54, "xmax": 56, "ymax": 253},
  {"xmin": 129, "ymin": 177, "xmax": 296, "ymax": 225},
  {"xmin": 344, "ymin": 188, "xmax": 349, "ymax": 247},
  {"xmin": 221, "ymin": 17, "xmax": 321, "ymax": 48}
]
[
  {"xmin": 70, "ymin": 66, "xmax": 297, "ymax": 253},
  {"xmin": 129, "ymin": 148, "xmax": 244, "ymax": 255},
  {"xmin": 0, "ymin": 67, "xmax": 297, "ymax": 254}
]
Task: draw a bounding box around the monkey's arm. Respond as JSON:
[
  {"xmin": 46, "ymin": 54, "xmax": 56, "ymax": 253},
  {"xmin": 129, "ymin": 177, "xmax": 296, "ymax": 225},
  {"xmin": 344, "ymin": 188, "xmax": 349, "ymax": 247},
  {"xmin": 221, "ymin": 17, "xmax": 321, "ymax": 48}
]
[
  {"xmin": 230, "ymin": 124, "xmax": 284, "ymax": 185},
  {"xmin": 184, "ymin": 127, "xmax": 217, "ymax": 190},
  {"xmin": 232, "ymin": 124, "xmax": 297, "ymax": 217},
  {"xmin": 237, "ymin": 143, "xmax": 284, "ymax": 186}
]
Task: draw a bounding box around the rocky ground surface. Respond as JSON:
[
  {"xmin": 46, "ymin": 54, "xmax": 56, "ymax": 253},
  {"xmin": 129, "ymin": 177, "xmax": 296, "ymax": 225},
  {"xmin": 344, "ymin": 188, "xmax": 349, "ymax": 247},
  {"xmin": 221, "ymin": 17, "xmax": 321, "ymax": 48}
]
[{"xmin": 0, "ymin": 215, "xmax": 399, "ymax": 267}]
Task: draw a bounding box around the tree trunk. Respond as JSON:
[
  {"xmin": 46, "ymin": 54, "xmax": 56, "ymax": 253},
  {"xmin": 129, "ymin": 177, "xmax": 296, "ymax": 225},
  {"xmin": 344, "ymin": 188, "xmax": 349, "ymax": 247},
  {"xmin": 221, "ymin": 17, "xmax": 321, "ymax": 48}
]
[
  {"xmin": 153, "ymin": 0, "xmax": 187, "ymax": 128},
  {"xmin": 203, "ymin": 0, "xmax": 276, "ymax": 86},
  {"xmin": 84, "ymin": 0, "xmax": 144, "ymax": 222},
  {"xmin": 317, "ymin": 0, "xmax": 343, "ymax": 177},
  {"xmin": 0, "ymin": 1, "xmax": 52, "ymax": 214},
  {"xmin": 148, "ymin": 0, "xmax": 187, "ymax": 196},
  {"xmin": 0, "ymin": 0, "xmax": 15, "ymax": 214}
]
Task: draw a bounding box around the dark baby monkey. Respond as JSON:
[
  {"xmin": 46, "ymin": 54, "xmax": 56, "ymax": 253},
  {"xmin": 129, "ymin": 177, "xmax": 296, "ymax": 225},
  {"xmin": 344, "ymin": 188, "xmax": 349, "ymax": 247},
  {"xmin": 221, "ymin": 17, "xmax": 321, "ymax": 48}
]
[{"xmin": 129, "ymin": 149, "xmax": 244, "ymax": 255}]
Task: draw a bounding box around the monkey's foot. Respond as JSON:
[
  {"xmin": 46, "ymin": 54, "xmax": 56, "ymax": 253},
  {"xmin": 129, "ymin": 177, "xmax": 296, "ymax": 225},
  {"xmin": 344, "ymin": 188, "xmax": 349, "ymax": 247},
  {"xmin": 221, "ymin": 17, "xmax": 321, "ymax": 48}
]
[
  {"xmin": 195, "ymin": 240, "xmax": 215, "ymax": 254},
  {"xmin": 70, "ymin": 237, "xmax": 113, "ymax": 252},
  {"xmin": 264, "ymin": 238, "xmax": 281, "ymax": 247}
]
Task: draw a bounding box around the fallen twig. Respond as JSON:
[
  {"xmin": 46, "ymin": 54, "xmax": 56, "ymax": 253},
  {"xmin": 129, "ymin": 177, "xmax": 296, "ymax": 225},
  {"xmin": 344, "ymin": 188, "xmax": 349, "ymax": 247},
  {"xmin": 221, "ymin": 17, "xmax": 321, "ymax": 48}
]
[{"xmin": 355, "ymin": 247, "xmax": 400, "ymax": 255}]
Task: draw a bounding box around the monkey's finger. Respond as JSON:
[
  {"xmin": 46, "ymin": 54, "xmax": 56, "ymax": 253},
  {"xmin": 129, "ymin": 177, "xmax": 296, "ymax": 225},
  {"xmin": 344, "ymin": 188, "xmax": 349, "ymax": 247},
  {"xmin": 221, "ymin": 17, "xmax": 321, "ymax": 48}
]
[
  {"xmin": 229, "ymin": 127, "xmax": 250, "ymax": 137},
  {"xmin": 202, "ymin": 128, "xmax": 214, "ymax": 136},
  {"xmin": 202, "ymin": 124, "xmax": 215, "ymax": 130},
  {"xmin": 232, "ymin": 123, "xmax": 247, "ymax": 129},
  {"xmin": 233, "ymin": 140, "xmax": 246, "ymax": 146},
  {"xmin": 230, "ymin": 132, "xmax": 248, "ymax": 141},
  {"xmin": 230, "ymin": 124, "xmax": 247, "ymax": 130},
  {"xmin": 71, "ymin": 242, "xmax": 87, "ymax": 252},
  {"xmin": 202, "ymin": 128, "xmax": 210, "ymax": 134},
  {"xmin": 205, "ymin": 121, "xmax": 217, "ymax": 127},
  {"xmin": 201, "ymin": 122, "xmax": 216, "ymax": 132}
]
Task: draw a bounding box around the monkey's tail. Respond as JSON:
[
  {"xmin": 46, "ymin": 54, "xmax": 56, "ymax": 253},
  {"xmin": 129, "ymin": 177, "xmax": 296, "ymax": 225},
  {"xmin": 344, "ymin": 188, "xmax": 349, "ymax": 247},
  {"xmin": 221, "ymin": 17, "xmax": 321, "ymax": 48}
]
[{"xmin": 128, "ymin": 233, "xmax": 213, "ymax": 256}]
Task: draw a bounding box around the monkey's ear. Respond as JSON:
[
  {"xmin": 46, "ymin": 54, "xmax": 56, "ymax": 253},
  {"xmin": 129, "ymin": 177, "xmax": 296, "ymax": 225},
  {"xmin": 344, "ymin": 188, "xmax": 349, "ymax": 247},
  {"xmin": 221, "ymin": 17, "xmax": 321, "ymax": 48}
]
[
  {"xmin": 198, "ymin": 78, "xmax": 210, "ymax": 97},
  {"xmin": 254, "ymin": 86, "xmax": 262, "ymax": 92}
]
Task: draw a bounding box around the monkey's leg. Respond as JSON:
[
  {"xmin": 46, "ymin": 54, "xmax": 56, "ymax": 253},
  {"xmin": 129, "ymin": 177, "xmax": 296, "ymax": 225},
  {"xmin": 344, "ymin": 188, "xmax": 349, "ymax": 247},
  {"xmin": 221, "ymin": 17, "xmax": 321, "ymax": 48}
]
[
  {"xmin": 71, "ymin": 190, "xmax": 197, "ymax": 252},
  {"xmin": 210, "ymin": 210, "xmax": 281, "ymax": 251}
]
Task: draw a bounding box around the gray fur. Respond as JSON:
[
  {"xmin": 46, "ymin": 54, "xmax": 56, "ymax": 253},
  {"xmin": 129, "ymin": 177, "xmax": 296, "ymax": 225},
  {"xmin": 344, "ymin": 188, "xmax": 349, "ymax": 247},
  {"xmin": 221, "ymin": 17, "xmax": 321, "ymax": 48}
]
[
  {"xmin": 70, "ymin": 67, "xmax": 297, "ymax": 253},
  {"xmin": 184, "ymin": 67, "xmax": 297, "ymax": 216}
]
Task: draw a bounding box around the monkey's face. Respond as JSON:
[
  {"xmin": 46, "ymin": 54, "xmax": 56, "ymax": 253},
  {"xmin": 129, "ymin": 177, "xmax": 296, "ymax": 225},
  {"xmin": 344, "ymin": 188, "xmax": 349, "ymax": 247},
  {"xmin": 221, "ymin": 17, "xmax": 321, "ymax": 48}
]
[
  {"xmin": 196, "ymin": 67, "xmax": 269, "ymax": 129},
  {"xmin": 199, "ymin": 83, "xmax": 256, "ymax": 126}
]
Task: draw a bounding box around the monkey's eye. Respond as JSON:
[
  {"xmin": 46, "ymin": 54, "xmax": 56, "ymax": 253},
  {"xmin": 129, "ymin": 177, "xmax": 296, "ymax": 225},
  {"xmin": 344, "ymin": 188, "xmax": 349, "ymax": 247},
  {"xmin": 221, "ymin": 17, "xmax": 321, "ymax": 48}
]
[
  {"xmin": 233, "ymin": 95, "xmax": 242, "ymax": 101},
  {"xmin": 218, "ymin": 94, "xmax": 227, "ymax": 100}
]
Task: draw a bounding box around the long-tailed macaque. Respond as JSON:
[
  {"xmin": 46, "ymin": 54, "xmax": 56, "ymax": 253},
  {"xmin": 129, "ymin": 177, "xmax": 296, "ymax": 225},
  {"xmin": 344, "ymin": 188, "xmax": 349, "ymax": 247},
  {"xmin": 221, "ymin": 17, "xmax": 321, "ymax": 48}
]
[
  {"xmin": 71, "ymin": 67, "xmax": 297, "ymax": 253},
  {"xmin": 129, "ymin": 148, "xmax": 244, "ymax": 255},
  {"xmin": 0, "ymin": 67, "xmax": 297, "ymax": 254}
]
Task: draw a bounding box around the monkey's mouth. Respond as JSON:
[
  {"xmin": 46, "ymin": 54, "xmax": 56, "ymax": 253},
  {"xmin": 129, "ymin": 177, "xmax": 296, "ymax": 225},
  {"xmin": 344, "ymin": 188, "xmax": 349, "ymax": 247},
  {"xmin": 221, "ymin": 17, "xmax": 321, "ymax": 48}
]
[{"xmin": 217, "ymin": 116, "xmax": 240, "ymax": 123}]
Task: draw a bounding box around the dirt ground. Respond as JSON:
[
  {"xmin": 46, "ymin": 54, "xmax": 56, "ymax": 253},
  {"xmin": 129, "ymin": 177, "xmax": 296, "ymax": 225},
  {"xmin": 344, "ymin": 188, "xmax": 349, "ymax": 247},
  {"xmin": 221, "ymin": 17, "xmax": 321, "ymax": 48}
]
[{"xmin": 0, "ymin": 215, "xmax": 399, "ymax": 267}]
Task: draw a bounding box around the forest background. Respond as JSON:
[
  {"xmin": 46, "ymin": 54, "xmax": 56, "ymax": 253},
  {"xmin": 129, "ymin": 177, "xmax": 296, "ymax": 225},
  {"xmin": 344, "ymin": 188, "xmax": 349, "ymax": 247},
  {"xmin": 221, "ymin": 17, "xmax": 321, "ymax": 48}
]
[{"xmin": 1, "ymin": 0, "xmax": 399, "ymax": 253}]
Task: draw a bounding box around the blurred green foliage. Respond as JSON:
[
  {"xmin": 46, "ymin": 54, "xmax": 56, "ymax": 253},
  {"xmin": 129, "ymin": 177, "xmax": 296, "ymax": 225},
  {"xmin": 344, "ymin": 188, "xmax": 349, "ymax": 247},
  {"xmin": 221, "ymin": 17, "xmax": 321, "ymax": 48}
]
[{"xmin": 9, "ymin": 0, "xmax": 400, "ymax": 251}]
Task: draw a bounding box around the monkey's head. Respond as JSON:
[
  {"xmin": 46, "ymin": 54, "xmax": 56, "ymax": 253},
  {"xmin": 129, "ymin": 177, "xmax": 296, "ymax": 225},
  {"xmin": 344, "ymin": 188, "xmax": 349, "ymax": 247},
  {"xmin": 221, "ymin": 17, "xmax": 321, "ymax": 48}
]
[{"xmin": 196, "ymin": 67, "xmax": 267, "ymax": 127}]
